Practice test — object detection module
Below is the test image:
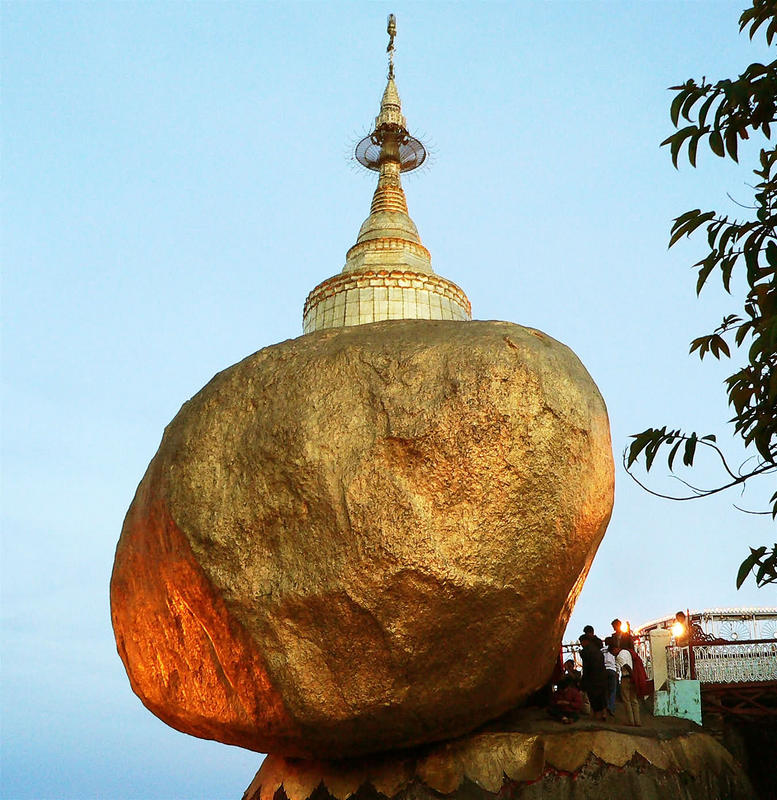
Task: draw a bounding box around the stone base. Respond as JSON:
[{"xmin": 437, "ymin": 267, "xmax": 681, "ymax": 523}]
[{"xmin": 243, "ymin": 710, "xmax": 753, "ymax": 800}]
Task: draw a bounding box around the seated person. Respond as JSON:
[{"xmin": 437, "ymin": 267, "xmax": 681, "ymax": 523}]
[
  {"xmin": 562, "ymin": 658, "xmax": 582, "ymax": 686},
  {"xmin": 548, "ymin": 679, "xmax": 584, "ymax": 724}
]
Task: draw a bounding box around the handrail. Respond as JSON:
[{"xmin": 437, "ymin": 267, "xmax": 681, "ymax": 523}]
[
  {"xmin": 689, "ymin": 637, "xmax": 775, "ymax": 646},
  {"xmin": 666, "ymin": 639, "xmax": 777, "ymax": 684}
]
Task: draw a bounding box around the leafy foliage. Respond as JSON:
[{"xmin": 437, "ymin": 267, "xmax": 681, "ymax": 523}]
[
  {"xmin": 736, "ymin": 543, "xmax": 777, "ymax": 587},
  {"xmin": 625, "ymin": 1, "xmax": 777, "ymax": 589}
]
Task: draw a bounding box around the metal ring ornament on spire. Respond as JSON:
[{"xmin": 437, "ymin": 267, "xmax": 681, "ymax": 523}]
[{"xmin": 355, "ymin": 133, "xmax": 427, "ymax": 172}]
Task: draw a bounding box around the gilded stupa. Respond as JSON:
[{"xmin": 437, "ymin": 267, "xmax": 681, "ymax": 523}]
[
  {"xmin": 302, "ymin": 16, "xmax": 471, "ymax": 333},
  {"xmin": 111, "ymin": 14, "xmax": 626, "ymax": 794}
]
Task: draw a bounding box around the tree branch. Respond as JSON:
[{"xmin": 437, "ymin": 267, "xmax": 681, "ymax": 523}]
[{"xmin": 622, "ymin": 447, "xmax": 776, "ymax": 502}]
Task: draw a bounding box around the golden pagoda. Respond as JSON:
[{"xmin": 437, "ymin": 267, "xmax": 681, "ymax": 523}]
[{"xmin": 302, "ymin": 15, "xmax": 471, "ymax": 333}]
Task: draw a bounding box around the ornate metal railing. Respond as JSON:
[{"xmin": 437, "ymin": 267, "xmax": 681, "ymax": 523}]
[
  {"xmin": 638, "ymin": 607, "xmax": 777, "ymax": 642},
  {"xmin": 561, "ymin": 643, "xmax": 581, "ymax": 659},
  {"xmin": 666, "ymin": 645, "xmax": 692, "ymax": 680},
  {"xmin": 667, "ymin": 639, "xmax": 777, "ymax": 684}
]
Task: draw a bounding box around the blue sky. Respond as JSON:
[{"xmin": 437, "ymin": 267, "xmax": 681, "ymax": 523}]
[{"xmin": 2, "ymin": 3, "xmax": 775, "ymax": 798}]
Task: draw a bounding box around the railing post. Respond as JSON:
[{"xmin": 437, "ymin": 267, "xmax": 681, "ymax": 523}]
[
  {"xmin": 649, "ymin": 628, "xmax": 672, "ymax": 691},
  {"xmin": 688, "ymin": 610, "xmax": 697, "ymax": 680}
]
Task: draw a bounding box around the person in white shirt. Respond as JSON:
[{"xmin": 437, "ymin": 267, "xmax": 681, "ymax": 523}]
[
  {"xmin": 615, "ymin": 646, "xmax": 641, "ymax": 726},
  {"xmin": 602, "ymin": 638, "xmax": 618, "ymax": 717}
]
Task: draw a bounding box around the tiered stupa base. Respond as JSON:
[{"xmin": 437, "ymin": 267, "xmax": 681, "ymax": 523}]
[
  {"xmin": 243, "ymin": 710, "xmax": 753, "ymax": 800},
  {"xmin": 303, "ymin": 269, "xmax": 470, "ymax": 333}
]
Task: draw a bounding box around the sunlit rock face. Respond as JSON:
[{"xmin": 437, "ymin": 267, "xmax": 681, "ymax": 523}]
[{"xmin": 110, "ymin": 319, "xmax": 614, "ymax": 759}]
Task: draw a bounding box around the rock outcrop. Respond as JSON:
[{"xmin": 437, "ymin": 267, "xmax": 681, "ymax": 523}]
[
  {"xmin": 111, "ymin": 319, "xmax": 614, "ymax": 758},
  {"xmin": 244, "ymin": 719, "xmax": 754, "ymax": 800}
]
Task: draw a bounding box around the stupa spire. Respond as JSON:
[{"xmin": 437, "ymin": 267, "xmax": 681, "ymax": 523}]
[
  {"xmin": 350, "ymin": 16, "xmax": 427, "ymax": 258},
  {"xmin": 365, "ymin": 82, "xmax": 411, "ymax": 218},
  {"xmin": 302, "ymin": 15, "xmax": 471, "ymax": 333}
]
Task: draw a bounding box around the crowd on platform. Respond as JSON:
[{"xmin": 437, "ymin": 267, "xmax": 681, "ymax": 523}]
[{"xmin": 547, "ymin": 618, "xmax": 649, "ymax": 727}]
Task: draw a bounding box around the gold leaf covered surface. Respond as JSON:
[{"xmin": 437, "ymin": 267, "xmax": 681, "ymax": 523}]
[{"xmin": 111, "ymin": 320, "xmax": 614, "ymax": 758}]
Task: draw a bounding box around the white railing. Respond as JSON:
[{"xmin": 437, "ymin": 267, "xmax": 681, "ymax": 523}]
[
  {"xmin": 667, "ymin": 641, "xmax": 777, "ymax": 684},
  {"xmin": 693, "ymin": 641, "xmax": 777, "ymax": 684},
  {"xmin": 638, "ymin": 607, "xmax": 777, "ymax": 642},
  {"xmin": 667, "ymin": 646, "xmax": 692, "ymax": 680}
]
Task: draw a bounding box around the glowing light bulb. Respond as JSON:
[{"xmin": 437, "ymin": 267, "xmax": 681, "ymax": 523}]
[
  {"xmin": 620, "ymin": 622, "xmax": 630, "ymax": 633},
  {"xmin": 671, "ymin": 622, "xmax": 685, "ymax": 638}
]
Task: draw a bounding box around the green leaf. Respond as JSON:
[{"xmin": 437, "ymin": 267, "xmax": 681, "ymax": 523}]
[
  {"xmin": 735, "ymin": 320, "xmax": 753, "ymax": 346},
  {"xmin": 725, "ymin": 127, "xmax": 739, "ymax": 162},
  {"xmin": 717, "ymin": 219, "xmax": 738, "ymax": 249},
  {"xmin": 711, "ymin": 335, "xmax": 730, "ymax": 359},
  {"xmin": 681, "ymin": 90, "xmax": 699, "ymax": 122},
  {"xmin": 745, "ymin": 247, "xmax": 759, "ymax": 285},
  {"xmin": 721, "ymin": 256, "xmax": 736, "ymax": 293},
  {"xmin": 689, "ymin": 132, "xmax": 701, "ymax": 167},
  {"xmin": 687, "ymin": 210, "xmax": 716, "ymax": 234},
  {"xmin": 745, "ymin": 62, "xmax": 768, "ymax": 78},
  {"xmin": 736, "ymin": 551, "xmax": 759, "ymax": 588},
  {"xmin": 710, "ymin": 130, "xmax": 725, "ymax": 157},
  {"xmin": 673, "ymin": 209, "xmax": 703, "ymax": 225},
  {"xmin": 683, "ymin": 433, "xmax": 698, "ymax": 466},
  {"xmin": 627, "ymin": 431, "xmax": 653, "ymax": 468},
  {"xmin": 644, "ymin": 441, "xmax": 661, "ymax": 470},
  {"xmin": 766, "ymin": 240, "xmax": 777, "ymax": 268},
  {"xmin": 667, "ymin": 438, "xmax": 683, "ymax": 470},
  {"xmin": 667, "ymin": 126, "xmax": 698, "ymax": 167},
  {"xmin": 690, "ymin": 336, "xmax": 709, "ymax": 358},
  {"xmin": 696, "ymin": 256, "xmax": 717, "ymax": 294},
  {"xmin": 669, "ymin": 210, "xmax": 715, "ymax": 247},
  {"xmin": 697, "ymin": 91, "xmax": 718, "ymax": 127},
  {"xmin": 670, "ymin": 90, "xmax": 686, "ymax": 127}
]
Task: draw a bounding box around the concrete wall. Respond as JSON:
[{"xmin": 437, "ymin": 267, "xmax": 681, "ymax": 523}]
[{"xmin": 654, "ymin": 679, "xmax": 702, "ymax": 726}]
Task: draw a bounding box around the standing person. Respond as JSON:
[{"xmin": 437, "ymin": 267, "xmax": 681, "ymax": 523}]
[
  {"xmin": 615, "ymin": 645, "xmax": 642, "ymax": 727},
  {"xmin": 603, "ymin": 637, "xmax": 618, "ymax": 717},
  {"xmin": 674, "ymin": 611, "xmax": 698, "ymax": 645},
  {"xmin": 611, "ymin": 618, "xmax": 634, "ymax": 650},
  {"xmin": 582, "ymin": 625, "xmax": 604, "ymax": 649},
  {"xmin": 578, "ymin": 635, "xmax": 608, "ymax": 721}
]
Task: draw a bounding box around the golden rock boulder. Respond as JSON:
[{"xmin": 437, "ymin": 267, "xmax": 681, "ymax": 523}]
[{"xmin": 110, "ymin": 319, "xmax": 614, "ymax": 759}]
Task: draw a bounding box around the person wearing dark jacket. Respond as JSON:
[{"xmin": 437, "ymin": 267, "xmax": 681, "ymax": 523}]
[
  {"xmin": 582, "ymin": 625, "xmax": 604, "ymax": 649},
  {"xmin": 578, "ymin": 634, "xmax": 608, "ymax": 720},
  {"xmin": 611, "ymin": 618, "xmax": 634, "ymax": 650}
]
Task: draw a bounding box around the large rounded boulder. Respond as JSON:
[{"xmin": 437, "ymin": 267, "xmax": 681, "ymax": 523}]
[{"xmin": 110, "ymin": 319, "xmax": 614, "ymax": 758}]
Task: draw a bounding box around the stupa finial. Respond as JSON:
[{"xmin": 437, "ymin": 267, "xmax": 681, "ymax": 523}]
[
  {"xmin": 387, "ymin": 14, "xmax": 396, "ymax": 79},
  {"xmin": 354, "ymin": 14, "xmax": 426, "ymax": 173}
]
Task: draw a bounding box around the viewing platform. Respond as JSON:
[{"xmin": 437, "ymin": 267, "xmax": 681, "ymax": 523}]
[{"xmin": 564, "ymin": 607, "xmax": 777, "ymax": 722}]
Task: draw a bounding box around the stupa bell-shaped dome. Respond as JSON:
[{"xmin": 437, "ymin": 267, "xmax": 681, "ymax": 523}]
[{"xmin": 302, "ymin": 18, "xmax": 471, "ymax": 333}]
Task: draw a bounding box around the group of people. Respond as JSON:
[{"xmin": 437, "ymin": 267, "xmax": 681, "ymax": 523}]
[{"xmin": 548, "ymin": 618, "xmax": 646, "ymax": 727}]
